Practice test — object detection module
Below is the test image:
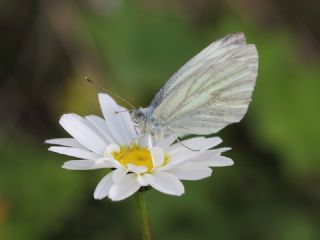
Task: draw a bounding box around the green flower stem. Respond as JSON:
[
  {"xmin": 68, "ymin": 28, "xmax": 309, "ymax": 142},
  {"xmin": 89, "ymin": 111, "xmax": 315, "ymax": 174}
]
[{"xmin": 137, "ymin": 190, "xmax": 151, "ymax": 240}]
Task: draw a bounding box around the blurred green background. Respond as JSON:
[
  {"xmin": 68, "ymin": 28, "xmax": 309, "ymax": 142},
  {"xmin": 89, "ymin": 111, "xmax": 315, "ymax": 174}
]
[{"xmin": 1, "ymin": 0, "xmax": 320, "ymax": 239}]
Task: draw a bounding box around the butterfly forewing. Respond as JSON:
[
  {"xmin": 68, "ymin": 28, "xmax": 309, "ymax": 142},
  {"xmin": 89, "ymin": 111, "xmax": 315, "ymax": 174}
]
[
  {"xmin": 150, "ymin": 33, "xmax": 258, "ymax": 136},
  {"xmin": 150, "ymin": 33, "xmax": 249, "ymax": 109}
]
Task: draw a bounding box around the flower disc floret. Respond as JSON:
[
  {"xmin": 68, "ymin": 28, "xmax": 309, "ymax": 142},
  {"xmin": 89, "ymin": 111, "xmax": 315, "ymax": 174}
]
[{"xmin": 111, "ymin": 145, "xmax": 153, "ymax": 172}]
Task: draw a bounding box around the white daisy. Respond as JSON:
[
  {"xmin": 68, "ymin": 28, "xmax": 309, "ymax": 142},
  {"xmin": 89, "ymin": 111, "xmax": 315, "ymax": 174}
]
[{"xmin": 46, "ymin": 93, "xmax": 234, "ymax": 201}]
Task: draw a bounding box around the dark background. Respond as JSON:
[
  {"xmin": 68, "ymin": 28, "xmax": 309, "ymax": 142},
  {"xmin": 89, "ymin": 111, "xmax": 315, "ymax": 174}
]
[{"xmin": 1, "ymin": 0, "xmax": 320, "ymax": 239}]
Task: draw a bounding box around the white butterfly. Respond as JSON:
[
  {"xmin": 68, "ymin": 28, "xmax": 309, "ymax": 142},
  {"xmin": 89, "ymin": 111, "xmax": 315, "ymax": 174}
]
[{"xmin": 130, "ymin": 33, "xmax": 258, "ymax": 141}]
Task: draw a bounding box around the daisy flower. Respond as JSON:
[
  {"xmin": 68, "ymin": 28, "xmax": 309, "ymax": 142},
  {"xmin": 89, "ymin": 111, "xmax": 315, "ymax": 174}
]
[{"xmin": 46, "ymin": 93, "xmax": 234, "ymax": 201}]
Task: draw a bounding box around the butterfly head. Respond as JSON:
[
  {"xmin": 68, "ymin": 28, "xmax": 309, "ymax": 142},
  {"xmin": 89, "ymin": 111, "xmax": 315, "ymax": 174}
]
[{"xmin": 131, "ymin": 109, "xmax": 147, "ymax": 125}]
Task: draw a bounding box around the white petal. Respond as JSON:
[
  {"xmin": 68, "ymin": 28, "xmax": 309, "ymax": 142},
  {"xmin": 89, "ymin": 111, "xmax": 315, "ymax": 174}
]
[
  {"xmin": 127, "ymin": 164, "xmax": 148, "ymax": 174},
  {"xmin": 94, "ymin": 173, "xmax": 113, "ymax": 200},
  {"xmin": 169, "ymin": 137, "xmax": 222, "ymax": 156},
  {"xmin": 94, "ymin": 157, "xmax": 120, "ymax": 168},
  {"xmin": 148, "ymin": 135, "xmax": 154, "ymax": 148},
  {"xmin": 167, "ymin": 163, "xmax": 212, "ymax": 180},
  {"xmin": 62, "ymin": 158, "xmax": 117, "ymax": 170},
  {"xmin": 85, "ymin": 115, "xmax": 117, "ymax": 144},
  {"xmin": 208, "ymin": 147, "xmax": 232, "ymax": 155},
  {"xmin": 156, "ymin": 135, "xmax": 176, "ymax": 149},
  {"xmin": 164, "ymin": 154, "xmax": 195, "ymax": 168},
  {"xmin": 99, "ymin": 93, "xmax": 137, "ymax": 140},
  {"xmin": 149, "ymin": 171, "xmax": 184, "ymax": 196},
  {"xmin": 150, "ymin": 147, "xmax": 164, "ymax": 168},
  {"xmin": 200, "ymin": 156, "xmax": 234, "ymax": 167},
  {"xmin": 45, "ymin": 138, "xmax": 83, "ymax": 148},
  {"xmin": 168, "ymin": 137, "xmax": 205, "ymax": 154},
  {"xmin": 171, "ymin": 151, "xmax": 196, "ymax": 162},
  {"xmin": 112, "ymin": 167, "xmax": 128, "ymax": 182},
  {"xmin": 113, "ymin": 106, "xmax": 138, "ymax": 141},
  {"xmin": 165, "ymin": 140, "xmax": 228, "ymax": 168},
  {"xmin": 94, "ymin": 158, "xmax": 106, "ymax": 165},
  {"xmin": 62, "ymin": 160, "xmax": 96, "ymax": 170},
  {"xmin": 107, "ymin": 158, "xmax": 123, "ymax": 168},
  {"xmin": 137, "ymin": 174, "xmax": 153, "ymax": 186},
  {"xmin": 98, "ymin": 93, "xmax": 136, "ymax": 145},
  {"xmin": 187, "ymin": 137, "xmax": 222, "ymax": 150},
  {"xmin": 109, "ymin": 174, "xmax": 140, "ymax": 201},
  {"xmin": 137, "ymin": 135, "xmax": 149, "ymax": 148},
  {"xmin": 169, "ymin": 147, "xmax": 231, "ymax": 166},
  {"xmin": 160, "ymin": 151, "xmax": 200, "ymax": 170},
  {"xmin": 105, "ymin": 144, "xmax": 120, "ymax": 157},
  {"xmin": 48, "ymin": 146, "xmax": 100, "ymax": 160},
  {"xmin": 72, "ymin": 114, "xmax": 108, "ymax": 140},
  {"xmin": 59, "ymin": 114, "xmax": 107, "ymax": 154},
  {"xmin": 167, "ymin": 144, "xmax": 203, "ymax": 164}
]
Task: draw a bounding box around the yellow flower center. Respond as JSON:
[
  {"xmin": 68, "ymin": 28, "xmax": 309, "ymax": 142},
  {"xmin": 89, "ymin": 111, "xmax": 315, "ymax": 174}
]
[{"xmin": 111, "ymin": 145, "xmax": 154, "ymax": 171}]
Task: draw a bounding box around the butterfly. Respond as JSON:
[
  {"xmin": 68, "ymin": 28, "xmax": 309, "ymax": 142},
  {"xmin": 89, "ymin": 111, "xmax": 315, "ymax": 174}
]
[{"xmin": 130, "ymin": 33, "xmax": 258, "ymax": 142}]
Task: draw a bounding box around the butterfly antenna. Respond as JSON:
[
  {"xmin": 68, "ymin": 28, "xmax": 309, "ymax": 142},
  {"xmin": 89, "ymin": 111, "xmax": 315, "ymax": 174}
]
[
  {"xmin": 113, "ymin": 109, "xmax": 135, "ymax": 114},
  {"xmin": 85, "ymin": 76, "xmax": 135, "ymax": 110}
]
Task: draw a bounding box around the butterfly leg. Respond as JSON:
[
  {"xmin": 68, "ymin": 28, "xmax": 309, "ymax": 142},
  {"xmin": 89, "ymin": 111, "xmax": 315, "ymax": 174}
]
[
  {"xmin": 167, "ymin": 127, "xmax": 200, "ymax": 152},
  {"xmin": 134, "ymin": 125, "xmax": 140, "ymax": 137}
]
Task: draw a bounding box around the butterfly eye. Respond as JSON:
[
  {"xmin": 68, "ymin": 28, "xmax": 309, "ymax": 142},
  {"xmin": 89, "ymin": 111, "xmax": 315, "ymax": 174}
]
[{"xmin": 131, "ymin": 110, "xmax": 145, "ymax": 124}]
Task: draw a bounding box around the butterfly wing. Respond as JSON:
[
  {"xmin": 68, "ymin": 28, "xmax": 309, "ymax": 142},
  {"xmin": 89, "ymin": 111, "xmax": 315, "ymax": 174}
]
[{"xmin": 150, "ymin": 33, "xmax": 258, "ymax": 136}]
